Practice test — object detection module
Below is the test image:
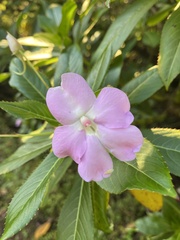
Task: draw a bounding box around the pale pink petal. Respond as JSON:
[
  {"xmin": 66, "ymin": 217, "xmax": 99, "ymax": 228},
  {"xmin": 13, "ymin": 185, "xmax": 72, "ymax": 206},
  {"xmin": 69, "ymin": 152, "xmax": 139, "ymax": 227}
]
[
  {"xmin": 52, "ymin": 122, "xmax": 86, "ymax": 163},
  {"xmin": 46, "ymin": 73, "xmax": 96, "ymax": 125},
  {"xmin": 97, "ymin": 125, "xmax": 143, "ymax": 161},
  {"xmin": 78, "ymin": 135, "xmax": 113, "ymax": 182},
  {"xmin": 87, "ymin": 87, "xmax": 134, "ymax": 128}
]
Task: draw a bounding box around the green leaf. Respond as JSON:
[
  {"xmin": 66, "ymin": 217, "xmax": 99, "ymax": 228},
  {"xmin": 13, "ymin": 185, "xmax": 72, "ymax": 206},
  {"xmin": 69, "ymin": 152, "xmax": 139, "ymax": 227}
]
[
  {"xmin": 0, "ymin": 136, "xmax": 51, "ymax": 175},
  {"xmin": 91, "ymin": 182, "xmax": 111, "ymax": 233},
  {"xmin": 57, "ymin": 176, "xmax": 94, "ymax": 240},
  {"xmin": 0, "ymin": 73, "xmax": 10, "ymax": 83},
  {"xmin": 38, "ymin": 5, "xmax": 62, "ymax": 34},
  {"xmin": 58, "ymin": 0, "xmax": 77, "ymax": 36},
  {"xmin": 142, "ymin": 30, "xmax": 160, "ymax": 48},
  {"xmin": 147, "ymin": 5, "xmax": 175, "ymax": 27},
  {"xmin": 54, "ymin": 53, "xmax": 69, "ymax": 86},
  {"xmin": 143, "ymin": 128, "xmax": 180, "ymax": 177},
  {"xmin": 158, "ymin": 6, "xmax": 180, "ymax": 89},
  {"xmin": 167, "ymin": 232, "xmax": 180, "ymax": 240},
  {"xmin": 163, "ymin": 197, "xmax": 180, "ymax": 228},
  {"xmin": 42, "ymin": 157, "xmax": 72, "ymax": 206},
  {"xmin": 88, "ymin": 0, "xmax": 158, "ymax": 90},
  {"xmin": 0, "ymin": 153, "xmax": 64, "ymax": 240},
  {"xmin": 93, "ymin": 0, "xmax": 158, "ymax": 61},
  {"xmin": 103, "ymin": 55, "xmax": 123, "ymax": 87},
  {"xmin": 135, "ymin": 197, "xmax": 180, "ymax": 239},
  {"xmin": 38, "ymin": 15, "xmax": 58, "ymax": 33},
  {"xmin": 98, "ymin": 139, "xmax": 176, "ymax": 197},
  {"xmin": 46, "ymin": 4, "xmax": 62, "ymax": 27},
  {"xmin": 135, "ymin": 212, "xmax": 171, "ymax": 236},
  {"xmin": 9, "ymin": 58, "xmax": 49, "ymax": 102},
  {"xmin": 122, "ymin": 66, "xmax": 163, "ymax": 104},
  {"xmin": 34, "ymin": 32, "xmax": 63, "ymax": 46},
  {"xmin": 68, "ymin": 45, "xmax": 83, "ymax": 76},
  {"xmin": 54, "ymin": 44, "xmax": 83, "ymax": 86},
  {"xmin": 0, "ymin": 100, "xmax": 58, "ymax": 126},
  {"xmin": 87, "ymin": 44, "xmax": 112, "ymax": 90}
]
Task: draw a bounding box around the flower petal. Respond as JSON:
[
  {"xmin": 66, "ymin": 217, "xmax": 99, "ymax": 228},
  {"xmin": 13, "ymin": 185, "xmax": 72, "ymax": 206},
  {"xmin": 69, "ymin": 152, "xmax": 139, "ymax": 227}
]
[
  {"xmin": 78, "ymin": 135, "xmax": 113, "ymax": 182},
  {"xmin": 46, "ymin": 73, "xmax": 96, "ymax": 125},
  {"xmin": 98, "ymin": 125, "xmax": 143, "ymax": 161},
  {"xmin": 87, "ymin": 87, "xmax": 134, "ymax": 128},
  {"xmin": 52, "ymin": 122, "xmax": 86, "ymax": 163}
]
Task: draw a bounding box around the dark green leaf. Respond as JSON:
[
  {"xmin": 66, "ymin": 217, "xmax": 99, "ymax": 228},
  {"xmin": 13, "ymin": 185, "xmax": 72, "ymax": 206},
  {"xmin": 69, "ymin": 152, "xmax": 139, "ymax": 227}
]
[
  {"xmin": 93, "ymin": 0, "xmax": 158, "ymax": 62},
  {"xmin": 38, "ymin": 15, "xmax": 58, "ymax": 33},
  {"xmin": 158, "ymin": 6, "xmax": 180, "ymax": 89},
  {"xmin": 9, "ymin": 58, "xmax": 49, "ymax": 102},
  {"xmin": 57, "ymin": 176, "xmax": 94, "ymax": 240},
  {"xmin": 0, "ymin": 100, "xmax": 58, "ymax": 126},
  {"xmin": 163, "ymin": 197, "xmax": 180, "ymax": 228},
  {"xmin": 143, "ymin": 128, "xmax": 180, "ymax": 177},
  {"xmin": 103, "ymin": 55, "xmax": 122, "ymax": 87},
  {"xmin": 46, "ymin": 4, "xmax": 62, "ymax": 27},
  {"xmin": 88, "ymin": 0, "xmax": 158, "ymax": 90},
  {"xmin": 91, "ymin": 182, "xmax": 111, "ymax": 233},
  {"xmin": 1, "ymin": 153, "xmax": 63, "ymax": 240},
  {"xmin": 54, "ymin": 45, "xmax": 83, "ymax": 86},
  {"xmin": 135, "ymin": 212, "xmax": 171, "ymax": 236},
  {"xmin": 87, "ymin": 44, "xmax": 112, "ymax": 90},
  {"xmin": 98, "ymin": 139, "xmax": 176, "ymax": 197},
  {"xmin": 122, "ymin": 66, "xmax": 163, "ymax": 104}
]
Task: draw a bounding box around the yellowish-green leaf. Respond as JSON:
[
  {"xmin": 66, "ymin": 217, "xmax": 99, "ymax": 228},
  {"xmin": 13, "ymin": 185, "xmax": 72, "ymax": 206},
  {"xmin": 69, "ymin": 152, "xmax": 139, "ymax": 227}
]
[{"xmin": 130, "ymin": 189, "xmax": 163, "ymax": 211}]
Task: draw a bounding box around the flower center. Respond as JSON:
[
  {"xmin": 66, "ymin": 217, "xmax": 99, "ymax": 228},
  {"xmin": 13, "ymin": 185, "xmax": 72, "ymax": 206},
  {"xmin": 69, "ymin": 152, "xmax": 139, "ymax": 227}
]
[
  {"xmin": 80, "ymin": 116, "xmax": 92, "ymax": 127},
  {"xmin": 80, "ymin": 116, "xmax": 96, "ymax": 134}
]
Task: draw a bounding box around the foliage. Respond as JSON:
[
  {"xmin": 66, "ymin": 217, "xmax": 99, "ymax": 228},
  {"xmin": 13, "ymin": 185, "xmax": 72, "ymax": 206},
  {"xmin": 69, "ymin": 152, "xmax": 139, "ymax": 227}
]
[{"xmin": 0, "ymin": 0, "xmax": 180, "ymax": 239}]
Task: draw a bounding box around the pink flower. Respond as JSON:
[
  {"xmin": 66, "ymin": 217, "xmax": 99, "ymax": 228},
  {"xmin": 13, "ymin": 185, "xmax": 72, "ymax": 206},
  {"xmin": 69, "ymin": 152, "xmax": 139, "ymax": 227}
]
[{"xmin": 46, "ymin": 73, "xmax": 143, "ymax": 182}]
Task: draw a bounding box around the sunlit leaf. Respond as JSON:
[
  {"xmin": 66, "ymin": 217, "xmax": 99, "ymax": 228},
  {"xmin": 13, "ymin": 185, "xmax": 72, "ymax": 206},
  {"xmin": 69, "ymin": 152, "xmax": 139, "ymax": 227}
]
[
  {"xmin": 98, "ymin": 139, "xmax": 176, "ymax": 197},
  {"xmin": 57, "ymin": 176, "xmax": 94, "ymax": 240},
  {"xmin": 1, "ymin": 153, "xmax": 64, "ymax": 240},
  {"xmin": 130, "ymin": 189, "xmax": 163, "ymax": 211},
  {"xmin": 58, "ymin": 0, "xmax": 77, "ymax": 36},
  {"xmin": 0, "ymin": 73, "xmax": 10, "ymax": 83},
  {"xmin": 34, "ymin": 32, "xmax": 63, "ymax": 46},
  {"xmin": 143, "ymin": 128, "xmax": 180, "ymax": 177},
  {"xmin": 147, "ymin": 5, "xmax": 175, "ymax": 27},
  {"xmin": 158, "ymin": 6, "xmax": 180, "ymax": 89}
]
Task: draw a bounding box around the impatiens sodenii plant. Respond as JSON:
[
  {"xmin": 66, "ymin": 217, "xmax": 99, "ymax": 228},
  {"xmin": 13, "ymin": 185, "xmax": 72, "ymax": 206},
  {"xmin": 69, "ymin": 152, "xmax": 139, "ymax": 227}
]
[{"xmin": 0, "ymin": 0, "xmax": 180, "ymax": 239}]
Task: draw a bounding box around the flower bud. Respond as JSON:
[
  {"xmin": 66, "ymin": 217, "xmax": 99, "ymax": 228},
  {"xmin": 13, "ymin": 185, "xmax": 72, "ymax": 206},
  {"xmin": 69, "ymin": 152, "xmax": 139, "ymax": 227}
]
[{"xmin": 6, "ymin": 32, "xmax": 22, "ymax": 55}]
